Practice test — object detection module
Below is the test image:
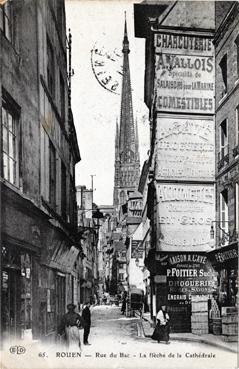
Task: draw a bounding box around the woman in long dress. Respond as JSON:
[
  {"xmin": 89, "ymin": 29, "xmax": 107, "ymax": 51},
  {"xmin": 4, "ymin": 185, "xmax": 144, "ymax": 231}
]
[{"xmin": 151, "ymin": 305, "xmax": 170, "ymax": 344}]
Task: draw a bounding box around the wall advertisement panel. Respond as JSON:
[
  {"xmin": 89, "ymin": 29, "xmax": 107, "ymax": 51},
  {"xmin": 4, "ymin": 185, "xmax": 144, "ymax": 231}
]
[
  {"xmin": 156, "ymin": 183, "xmax": 215, "ymax": 251},
  {"xmin": 155, "ymin": 116, "xmax": 215, "ymax": 181},
  {"xmin": 155, "ymin": 252, "xmax": 217, "ymax": 299},
  {"xmin": 154, "ymin": 33, "xmax": 214, "ymax": 114}
]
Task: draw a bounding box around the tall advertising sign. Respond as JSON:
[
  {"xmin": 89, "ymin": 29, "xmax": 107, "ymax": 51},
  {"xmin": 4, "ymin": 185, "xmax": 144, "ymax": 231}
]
[
  {"xmin": 156, "ymin": 183, "xmax": 215, "ymax": 251},
  {"xmin": 155, "ymin": 116, "xmax": 215, "ymax": 181},
  {"xmin": 154, "ymin": 31, "xmax": 215, "ymax": 252},
  {"xmin": 155, "ymin": 33, "xmax": 214, "ymax": 114}
]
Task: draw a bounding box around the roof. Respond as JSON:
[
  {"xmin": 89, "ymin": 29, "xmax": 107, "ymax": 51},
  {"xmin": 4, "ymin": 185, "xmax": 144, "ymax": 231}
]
[{"xmin": 134, "ymin": 2, "xmax": 170, "ymax": 38}]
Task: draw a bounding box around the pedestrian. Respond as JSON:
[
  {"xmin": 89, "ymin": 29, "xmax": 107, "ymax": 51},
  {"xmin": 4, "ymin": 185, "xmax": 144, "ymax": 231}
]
[
  {"xmin": 82, "ymin": 301, "xmax": 91, "ymax": 345},
  {"xmin": 58, "ymin": 303, "xmax": 83, "ymax": 350},
  {"xmin": 103, "ymin": 294, "xmax": 107, "ymax": 305},
  {"xmin": 151, "ymin": 305, "xmax": 170, "ymax": 344}
]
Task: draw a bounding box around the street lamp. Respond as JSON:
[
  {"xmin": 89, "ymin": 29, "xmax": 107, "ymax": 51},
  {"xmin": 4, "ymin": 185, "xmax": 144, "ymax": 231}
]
[{"xmin": 210, "ymin": 220, "xmax": 237, "ymax": 246}]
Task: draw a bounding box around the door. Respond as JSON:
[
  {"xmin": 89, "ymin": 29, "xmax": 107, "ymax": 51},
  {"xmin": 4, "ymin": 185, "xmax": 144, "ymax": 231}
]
[
  {"xmin": 56, "ymin": 274, "xmax": 66, "ymax": 330},
  {"xmin": 2, "ymin": 268, "xmax": 21, "ymax": 340}
]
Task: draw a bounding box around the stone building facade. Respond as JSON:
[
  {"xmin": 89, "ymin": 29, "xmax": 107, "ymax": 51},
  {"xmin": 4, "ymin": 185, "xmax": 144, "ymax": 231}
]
[
  {"xmin": 134, "ymin": 0, "xmax": 238, "ymax": 337},
  {"xmin": 135, "ymin": 1, "xmax": 218, "ymax": 333},
  {"xmin": 0, "ymin": 0, "xmax": 80, "ymax": 342},
  {"xmin": 207, "ymin": 1, "xmax": 238, "ymax": 341}
]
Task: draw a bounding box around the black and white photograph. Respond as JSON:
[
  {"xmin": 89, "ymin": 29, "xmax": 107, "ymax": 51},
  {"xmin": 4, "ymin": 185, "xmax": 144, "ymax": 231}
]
[{"xmin": 0, "ymin": 0, "xmax": 238, "ymax": 368}]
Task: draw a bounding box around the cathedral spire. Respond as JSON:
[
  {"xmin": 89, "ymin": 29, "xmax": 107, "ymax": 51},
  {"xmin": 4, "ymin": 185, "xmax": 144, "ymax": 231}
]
[
  {"xmin": 115, "ymin": 118, "xmax": 119, "ymax": 161},
  {"xmin": 135, "ymin": 117, "xmax": 140, "ymax": 162},
  {"xmin": 113, "ymin": 15, "xmax": 140, "ymax": 207}
]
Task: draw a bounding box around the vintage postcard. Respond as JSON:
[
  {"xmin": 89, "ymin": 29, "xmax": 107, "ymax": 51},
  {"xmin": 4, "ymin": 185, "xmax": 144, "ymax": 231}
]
[{"xmin": 0, "ymin": 0, "xmax": 238, "ymax": 369}]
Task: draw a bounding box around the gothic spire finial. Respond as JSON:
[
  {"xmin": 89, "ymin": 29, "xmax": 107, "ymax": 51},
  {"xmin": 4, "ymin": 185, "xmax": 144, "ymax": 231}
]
[
  {"xmin": 124, "ymin": 11, "xmax": 127, "ymax": 36},
  {"xmin": 123, "ymin": 11, "xmax": 129, "ymax": 53}
]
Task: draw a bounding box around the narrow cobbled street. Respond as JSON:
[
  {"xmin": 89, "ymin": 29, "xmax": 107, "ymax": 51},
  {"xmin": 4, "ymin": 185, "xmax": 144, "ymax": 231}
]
[
  {"xmin": 91, "ymin": 305, "xmax": 138, "ymax": 345},
  {"xmin": 2, "ymin": 305, "xmax": 237, "ymax": 369}
]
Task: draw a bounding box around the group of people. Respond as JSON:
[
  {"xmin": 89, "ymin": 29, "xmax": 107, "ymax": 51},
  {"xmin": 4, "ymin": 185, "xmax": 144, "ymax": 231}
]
[
  {"xmin": 58, "ymin": 301, "xmax": 91, "ymax": 350},
  {"xmin": 58, "ymin": 301, "xmax": 170, "ymax": 348}
]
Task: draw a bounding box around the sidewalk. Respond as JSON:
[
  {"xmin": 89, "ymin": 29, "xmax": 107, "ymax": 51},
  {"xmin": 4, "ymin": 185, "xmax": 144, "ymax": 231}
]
[{"xmin": 138, "ymin": 313, "xmax": 238, "ymax": 353}]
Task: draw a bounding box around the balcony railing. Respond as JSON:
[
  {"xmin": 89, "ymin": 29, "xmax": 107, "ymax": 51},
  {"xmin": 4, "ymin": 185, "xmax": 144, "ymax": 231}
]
[{"xmin": 217, "ymin": 145, "xmax": 229, "ymax": 170}]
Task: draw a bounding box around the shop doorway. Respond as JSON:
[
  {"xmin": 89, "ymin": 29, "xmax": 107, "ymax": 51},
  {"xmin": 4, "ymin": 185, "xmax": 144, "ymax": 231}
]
[
  {"xmin": 56, "ymin": 274, "xmax": 66, "ymax": 329},
  {"xmin": 168, "ymin": 303, "xmax": 191, "ymax": 332},
  {"xmin": 1, "ymin": 268, "xmax": 21, "ymax": 340}
]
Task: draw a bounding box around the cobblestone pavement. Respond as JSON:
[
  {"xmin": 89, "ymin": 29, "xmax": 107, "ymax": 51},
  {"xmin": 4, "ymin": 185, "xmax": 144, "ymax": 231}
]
[{"xmin": 1, "ymin": 305, "xmax": 238, "ymax": 369}]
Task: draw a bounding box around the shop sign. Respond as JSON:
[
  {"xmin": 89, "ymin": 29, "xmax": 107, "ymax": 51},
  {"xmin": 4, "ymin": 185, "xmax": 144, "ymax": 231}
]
[
  {"xmin": 209, "ymin": 244, "xmax": 238, "ymax": 266},
  {"xmin": 156, "ymin": 183, "xmax": 215, "ymax": 251},
  {"xmin": 155, "ymin": 117, "xmax": 215, "ymax": 181},
  {"xmin": 154, "ymin": 33, "xmax": 214, "ymax": 114},
  {"xmin": 156, "ymin": 252, "xmax": 217, "ymax": 299},
  {"xmin": 128, "ymin": 198, "xmax": 143, "ymax": 217},
  {"xmin": 155, "ymin": 34, "xmax": 213, "ymax": 56}
]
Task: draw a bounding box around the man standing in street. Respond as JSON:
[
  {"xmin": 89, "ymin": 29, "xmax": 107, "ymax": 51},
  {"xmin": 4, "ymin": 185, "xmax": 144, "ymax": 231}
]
[{"xmin": 82, "ymin": 301, "xmax": 91, "ymax": 345}]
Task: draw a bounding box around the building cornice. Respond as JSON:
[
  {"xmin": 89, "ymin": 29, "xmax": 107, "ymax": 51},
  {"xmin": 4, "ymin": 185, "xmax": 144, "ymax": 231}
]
[{"xmin": 214, "ymin": 2, "xmax": 239, "ymax": 47}]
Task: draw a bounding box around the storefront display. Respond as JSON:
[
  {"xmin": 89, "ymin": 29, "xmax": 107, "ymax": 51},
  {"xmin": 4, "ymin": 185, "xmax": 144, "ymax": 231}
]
[{"xmin": 207, "ymin": 242, "xmax": 238, "ymax": 341}]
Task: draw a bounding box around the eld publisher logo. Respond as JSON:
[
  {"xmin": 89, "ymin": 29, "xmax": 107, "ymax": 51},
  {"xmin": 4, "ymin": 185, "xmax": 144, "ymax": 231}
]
[{"xmin": 9, "ymin": 346, "xmax": 26, "ymax": 355}]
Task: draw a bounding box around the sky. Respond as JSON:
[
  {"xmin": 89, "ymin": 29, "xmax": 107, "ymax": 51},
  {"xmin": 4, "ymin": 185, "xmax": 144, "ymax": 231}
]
[{"xmin": 65, "ymin": 0, "xmax": 150, "ymax": 205}]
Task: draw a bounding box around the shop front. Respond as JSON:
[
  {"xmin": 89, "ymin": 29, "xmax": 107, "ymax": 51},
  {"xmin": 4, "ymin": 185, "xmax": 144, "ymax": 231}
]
[
  {"xmin": 154, "ymin": 251, "xmax": 217, "ymax": 333},
  {"xmin": 1, "ymin": 244, "xmax": 34, "ymax": 341},
  {"xmin": 207, "ymin": 242, "xmax": 238, "ymax": 341},
  {"xmin": 0, "ymin": 186, "xmax": 45, "ymax": 343},
  {"xmin": 40, "ymin": 231, "xmax": 81, "ymax": 342}
]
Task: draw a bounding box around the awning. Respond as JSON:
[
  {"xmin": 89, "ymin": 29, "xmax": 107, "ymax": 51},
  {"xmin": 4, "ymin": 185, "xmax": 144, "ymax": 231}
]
[{"xmin": 49, "ymin": 243, "xmax": 80, "ymax": 273}]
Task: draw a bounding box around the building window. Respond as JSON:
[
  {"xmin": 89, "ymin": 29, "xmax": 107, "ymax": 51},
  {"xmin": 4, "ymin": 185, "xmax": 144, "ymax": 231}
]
[
  {"xmin": 236, "ymin": 183, "xmax": 239, "ymax": 233},
  {"xmin": 119, "ymin": 273, "xmax": 124, "ymax": 281},
  {"xmin": 233, "ymin": 106, "xmax": 239, "ymax": 157},
  {"xmin": 0, "ymin": 2, "xmax": 12, "ymax": 42},
  {"xmin": 1, "ymin": 95, "xmax": 19, "ymax": 186},
  {"xmin": 218, "ymin": 119, "xmax": 229, "ymax": 169},
  {"xmin": 235, "ymin": 35, "xmax": 239, "ymax": 79},
  {"xmin": 219, "ymin": 190, "xmax": 229, "ymax": 245},
  {"xmin": 49, "ymin": 141, "xmax": 56, "ymax": 208},
  {"xmin": 120, "ymin": 190, "xmax": 126, "ymax": 205},
  {"xmin": 59, "ymin": 72, "xmax": 65, "ymax": 121},
  {"xmin": 47, "ymin": 36, "xmax": 55, "ymax": 98},
  {"xmin": 219, "ymin": 54, "xmax": 227, "ymax": 98},
  {"xmin": 236, "ymin": 107, "xmax": 239, "ymax": 145},
  {"xmin": 61, "ymin": 162, "xmax": 67, "ymax": 219}
]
